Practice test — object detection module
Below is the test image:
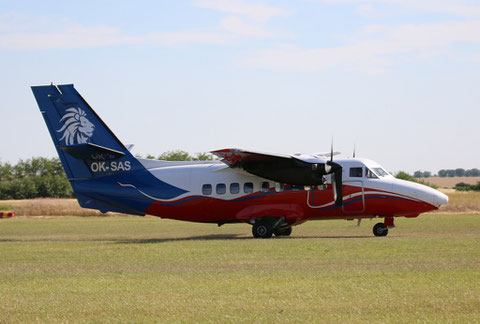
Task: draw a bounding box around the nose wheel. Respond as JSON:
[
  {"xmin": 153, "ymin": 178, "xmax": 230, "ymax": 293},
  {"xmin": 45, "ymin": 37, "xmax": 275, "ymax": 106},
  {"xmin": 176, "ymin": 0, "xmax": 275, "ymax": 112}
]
[{"xmin": 373, "ymin": 222, "xmax": 388, "ymax": 237}]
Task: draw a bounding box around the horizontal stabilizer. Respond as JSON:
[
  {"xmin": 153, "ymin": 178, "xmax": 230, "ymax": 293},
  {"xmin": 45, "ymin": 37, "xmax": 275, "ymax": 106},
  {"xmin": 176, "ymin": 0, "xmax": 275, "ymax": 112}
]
[{"xmin": 59, "ymin": 143, "xmax": 125, "ymax": 160}]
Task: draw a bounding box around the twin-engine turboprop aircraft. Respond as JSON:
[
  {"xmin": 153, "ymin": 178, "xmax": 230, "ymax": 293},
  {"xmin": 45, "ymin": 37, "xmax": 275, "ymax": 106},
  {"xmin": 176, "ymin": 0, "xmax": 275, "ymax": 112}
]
[{"xmin": 32, "ymin": 84, "xmax": 448, "ymax": 238}]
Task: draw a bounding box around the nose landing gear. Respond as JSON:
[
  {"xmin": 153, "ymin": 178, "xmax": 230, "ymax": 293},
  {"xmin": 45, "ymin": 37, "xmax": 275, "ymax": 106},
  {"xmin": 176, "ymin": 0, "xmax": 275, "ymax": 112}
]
[
  {"xmin": 373, "ymin": 217, "xmax": 394, "ymax": 237},
  {"xmin": 373, "ymin": 223, "xmax": 388, "ymax": 236}
]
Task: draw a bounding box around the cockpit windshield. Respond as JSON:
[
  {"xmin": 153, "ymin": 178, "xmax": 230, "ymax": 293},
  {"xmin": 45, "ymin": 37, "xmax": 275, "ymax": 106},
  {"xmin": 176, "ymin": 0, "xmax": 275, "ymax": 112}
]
[
  {"xmin": 372, "ymin": 167, "xmax": 390, "ymax": 177},
  {"xmin": 349, "ymin": 163, "xmax": 391, "ymax": 179}
]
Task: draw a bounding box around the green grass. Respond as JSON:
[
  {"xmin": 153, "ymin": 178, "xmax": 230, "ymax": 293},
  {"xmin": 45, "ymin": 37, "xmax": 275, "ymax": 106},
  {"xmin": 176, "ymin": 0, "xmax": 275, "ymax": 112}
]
[{"xmin": 0, "ymin": 214, "xmax": 479, "ymax": 323}]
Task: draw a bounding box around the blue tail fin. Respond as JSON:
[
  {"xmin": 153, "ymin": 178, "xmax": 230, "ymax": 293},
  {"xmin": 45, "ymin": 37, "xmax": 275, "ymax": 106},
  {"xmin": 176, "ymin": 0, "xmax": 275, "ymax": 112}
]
[
  {"xmin": 31, "ymin": 84, "xmax": 130, "ymax": 180},
  {"xmin": 32, "ymin": 84, "xmax": 187, "ymax": 215}
]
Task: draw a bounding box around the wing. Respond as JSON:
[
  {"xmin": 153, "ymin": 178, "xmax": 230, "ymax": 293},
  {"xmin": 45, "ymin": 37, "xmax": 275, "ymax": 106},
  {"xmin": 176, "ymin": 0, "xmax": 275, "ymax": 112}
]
[
  {"xmin": 211, "ymin": 148, "xmax": 291, "ymax": 167},
  {"xmin": 211, "ymin": 148, "xmax": 330, "ymax": 186},
  {"xmin": 212, "ymin": 148, "xmax": 344, "ymax": 206}
]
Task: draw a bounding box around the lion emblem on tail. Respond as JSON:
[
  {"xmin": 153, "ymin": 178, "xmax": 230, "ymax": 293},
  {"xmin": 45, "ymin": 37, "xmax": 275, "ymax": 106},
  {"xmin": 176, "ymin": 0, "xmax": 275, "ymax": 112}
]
[{"xmin": 57, "ymin": 107, "xmax": 95, "ymax": 145}]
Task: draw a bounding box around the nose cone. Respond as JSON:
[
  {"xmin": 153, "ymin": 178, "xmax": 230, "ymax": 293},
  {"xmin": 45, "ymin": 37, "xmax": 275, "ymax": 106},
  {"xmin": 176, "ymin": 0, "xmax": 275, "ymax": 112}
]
[
  {"xmin": 432, "ymin": 190, "xmax": 449, "ymax": 208},
  {"xmin": 393, "ymin": 179, "xmax": 449, "ymax": 210}
]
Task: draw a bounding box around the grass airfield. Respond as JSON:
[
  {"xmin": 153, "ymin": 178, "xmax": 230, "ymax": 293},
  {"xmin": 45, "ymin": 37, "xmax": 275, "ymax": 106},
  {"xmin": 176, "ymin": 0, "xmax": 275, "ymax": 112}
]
[{"xmin": 0, "ymin": 214, "xmax": 479, "ymax": 323}]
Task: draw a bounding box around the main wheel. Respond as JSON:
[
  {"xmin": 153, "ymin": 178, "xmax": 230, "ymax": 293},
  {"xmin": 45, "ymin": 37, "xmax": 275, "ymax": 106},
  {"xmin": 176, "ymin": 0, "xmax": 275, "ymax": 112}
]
[
  {"xmin": 274, "ymin": 226, "xmax": 292, "ymax": 237},
  {"xmin": 252, "ymin": 220, "xmax": 273, "ymax": 238},
  {"xmin": 373, "ymin": 222, "xmax": 388, "ymax": 237}
]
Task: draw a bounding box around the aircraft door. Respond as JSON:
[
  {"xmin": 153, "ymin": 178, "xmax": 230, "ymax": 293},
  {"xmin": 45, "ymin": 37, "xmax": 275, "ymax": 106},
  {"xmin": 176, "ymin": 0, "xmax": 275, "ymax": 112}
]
[
  {"xmin": 341, "ymin": 180, "xmax": 365, "ymax": 213},
  {"xmin": 306, "ymin": 184, "xmax": 331, "ymax": 209}
]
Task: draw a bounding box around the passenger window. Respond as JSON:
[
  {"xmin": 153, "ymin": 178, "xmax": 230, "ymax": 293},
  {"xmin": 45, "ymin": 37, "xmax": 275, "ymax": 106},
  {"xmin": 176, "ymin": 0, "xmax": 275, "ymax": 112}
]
[
  {"xmin": 230, "ymin": 183, "xmax": 240, "ymax": 194},
  {"xmin": 366, "ymin": 168, "xmax": 378, "ymax": 178},
  {"xmin": 202, "ymin": 184, "xmax": 212, "ymax": 195},
  {"xmin": 244, "ymin": 182, "xmax": 254, "ymax": 193},
  {"xmin": 275, "ymin": 182, "xmax": 284, "ymax": 192},
  {"xmin": 261, "ymin": 182, "xmax": 270, "ymax": 192},
  {"xmin": 350, "ymin": 167, "xmax": 363, "ymax": 178},
  {"xmin": 216, "ymin": 183, "xmax": 226, "ymax": 195}
]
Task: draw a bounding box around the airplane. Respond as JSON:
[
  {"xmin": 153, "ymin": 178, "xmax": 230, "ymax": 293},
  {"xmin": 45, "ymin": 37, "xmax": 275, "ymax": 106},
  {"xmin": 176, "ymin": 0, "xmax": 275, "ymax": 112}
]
[{"xmin": 31, "ymin": 84, "xmax": 449, "ymax": 238}]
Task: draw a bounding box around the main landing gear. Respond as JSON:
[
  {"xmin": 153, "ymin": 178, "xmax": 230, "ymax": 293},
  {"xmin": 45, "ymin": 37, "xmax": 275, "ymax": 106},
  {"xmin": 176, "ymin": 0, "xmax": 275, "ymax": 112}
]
[
  {"xmin": 372, "ymin": 217, "xmax": 395, "ymax": 237},
  {"xmin": 274, "ymin": 226, "xmax": 292, "ymax": 237},
  {"xmin": 252, "ymin": 218, "xmax": 292, "ymax": 238}
]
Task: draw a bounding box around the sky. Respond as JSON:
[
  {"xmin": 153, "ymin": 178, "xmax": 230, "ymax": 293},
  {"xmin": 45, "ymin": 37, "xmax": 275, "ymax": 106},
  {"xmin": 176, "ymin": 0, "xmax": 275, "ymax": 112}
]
[{"xmin": 1, "ymin": 0, "xmax": 479, "ymax": 174}]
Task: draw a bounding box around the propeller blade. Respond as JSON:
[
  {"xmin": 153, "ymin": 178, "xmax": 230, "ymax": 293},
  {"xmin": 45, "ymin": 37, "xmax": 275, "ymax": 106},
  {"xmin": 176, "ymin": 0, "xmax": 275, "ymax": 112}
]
[
  {"xmin": 330, "ymin": 139, "xmax": 334, "ymax": 163},
  {"xmin": 326, "ymin": 139, "xmax": 337, "ymax": 174},
  {"xmin": 333, "ymin": 168, "xmax": 343, "ymax": 206},
  {"xmin": 324, "ymin": 141, "xmax": 343, "ymax": 204},
  {"xmin": 331, "ymin": 172, "xmax": 338, "ymax": 202},
  {"xmin": 328, "ymin": 161, "xmax": 343, "ymax": 206}
]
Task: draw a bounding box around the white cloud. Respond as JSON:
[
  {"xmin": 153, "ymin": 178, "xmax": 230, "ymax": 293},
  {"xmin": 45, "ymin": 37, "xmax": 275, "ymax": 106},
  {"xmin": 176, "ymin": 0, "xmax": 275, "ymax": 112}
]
[
  {"xmin": 0, "ymin": 2, "xmax": 289, "ymax": 51},
  {"xmin": 193, "ymin": 0, "xmax": 291, "ymax": 22},
  {"xmin": 0, "ymin": 26, "xmax": 119, "ymax": 50},
  {"xmin": 308, "ymin": 0, "xmax": 480, "ymax": 17},
  {"xmin": 240, "ymin": 20, "xmax": 480, "ymax": 72},
  {"xmin": 193, "ymin": 1, "xmax": 291, "ymax": 41},
  {"xmin": 0, "ymin": 26, "xmax": 232, "ymax": 51},
  {"xmin": 0, "ymin": 13, "xmax": 234, "ymax": 51},
  {"xmin": 135, "ymin": 31, "xmax": 231, "ymax": 46},
  {"xmin": 220, "ymin": 16, "xmax": 272, "ymax": 37},
  {"xmin": 355, "ymin": 4, "xmax": 380, "ymax": 18}
]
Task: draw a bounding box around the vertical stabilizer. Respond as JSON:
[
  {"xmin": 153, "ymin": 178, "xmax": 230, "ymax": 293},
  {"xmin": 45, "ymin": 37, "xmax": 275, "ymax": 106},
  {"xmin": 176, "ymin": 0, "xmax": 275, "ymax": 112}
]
[
  {"xmin": 31, "ymin": 84, "xmax": 129, "ymax": 179},
  {"xmin": 32, "ymin": 84, "xmax": 187, "ymax": 215}
]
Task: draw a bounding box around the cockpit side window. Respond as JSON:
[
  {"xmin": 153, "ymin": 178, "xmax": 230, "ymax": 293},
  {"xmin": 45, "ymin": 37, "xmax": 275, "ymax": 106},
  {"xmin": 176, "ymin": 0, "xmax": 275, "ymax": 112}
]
[
  {"xmin": 350, "ymin": 167, "xmax": 363, "ymax": 177},
  {"xmin": 365, "ymin": 168, "xmax": 378, "ymax": 178}
]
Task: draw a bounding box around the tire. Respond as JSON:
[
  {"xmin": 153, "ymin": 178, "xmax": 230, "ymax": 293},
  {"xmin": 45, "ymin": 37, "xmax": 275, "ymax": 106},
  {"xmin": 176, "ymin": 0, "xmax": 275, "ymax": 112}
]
[
  {"xmin": 274, "ymin": 226, "xmax": 292, "ymax": 237},
  {"xmin": 373, "ymin": 222, "xmax": 388, "ymax": 237},
  {"xmin": 252, "ymin": 220, "xmax": 273, "ymax": 238}
]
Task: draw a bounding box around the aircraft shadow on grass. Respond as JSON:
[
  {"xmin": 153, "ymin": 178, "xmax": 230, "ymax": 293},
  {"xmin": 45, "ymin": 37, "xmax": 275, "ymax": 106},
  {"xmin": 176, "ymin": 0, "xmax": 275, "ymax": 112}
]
[
  {"xmin": 115, "ymin": 234, "xmax": 373, "ymax": 244},
  {"xmin": 0, "ymin": 235, "xmax": 372, "ymax": 244}
]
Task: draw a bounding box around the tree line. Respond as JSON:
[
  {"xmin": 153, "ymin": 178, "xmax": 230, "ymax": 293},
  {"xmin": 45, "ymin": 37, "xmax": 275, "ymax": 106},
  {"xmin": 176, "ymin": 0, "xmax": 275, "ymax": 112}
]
[
  {"xmin": 0, "ymin": 157, "xmax": 73, "ymax": 199},
  {"xmin": 413, "ymin": 168, "xmax": 480, "ymax": 178},
  {"xmin": 455, "ymin": 181, "xmax": 480, "ymax": 191},
  {"xmin": 454, "ymin": 182, "xmax": 480, "ymax": 191},
  {"xmin": 135, "ymin": 150, "xmax": 216, "ymax": 161}
]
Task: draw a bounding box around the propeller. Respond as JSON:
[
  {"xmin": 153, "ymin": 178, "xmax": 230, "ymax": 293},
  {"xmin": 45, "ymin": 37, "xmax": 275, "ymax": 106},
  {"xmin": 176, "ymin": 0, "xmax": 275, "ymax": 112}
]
[{"xmin": 326, "ymin": 140, "xmax": 343, "ymax": 207}]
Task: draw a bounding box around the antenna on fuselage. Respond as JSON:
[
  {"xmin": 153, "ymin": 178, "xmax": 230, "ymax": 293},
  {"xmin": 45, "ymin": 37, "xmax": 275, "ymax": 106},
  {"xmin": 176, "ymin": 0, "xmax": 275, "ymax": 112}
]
[{"xmin": 353, "ymin": 143, "xmax": 356, "ymax": 158}]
